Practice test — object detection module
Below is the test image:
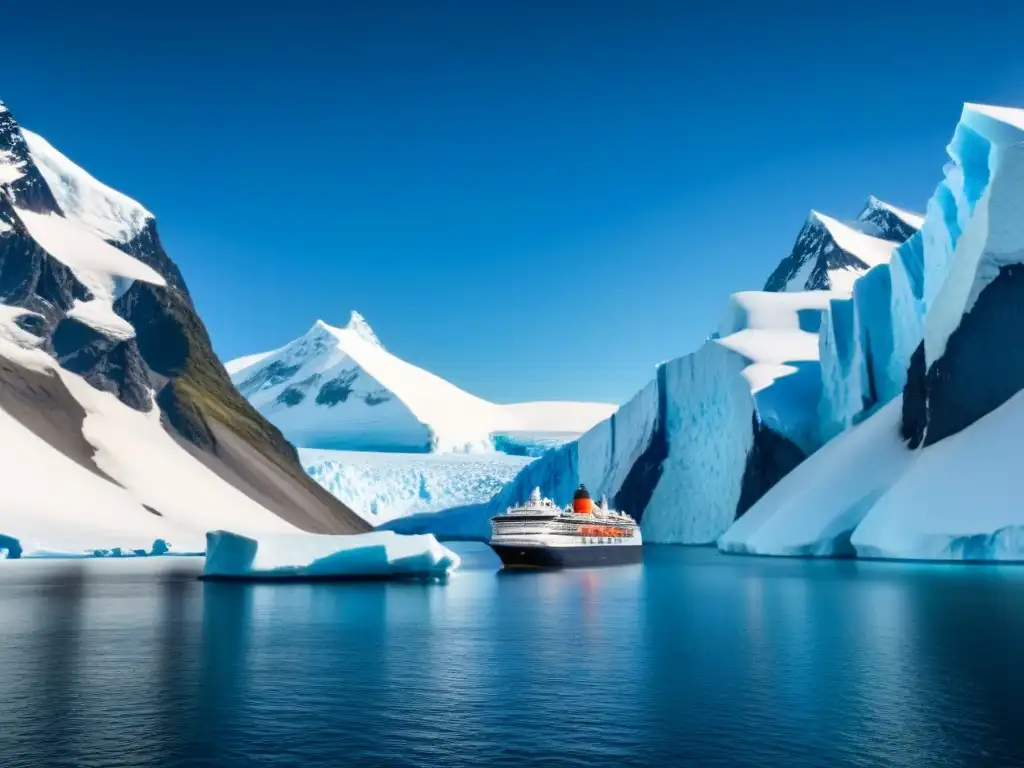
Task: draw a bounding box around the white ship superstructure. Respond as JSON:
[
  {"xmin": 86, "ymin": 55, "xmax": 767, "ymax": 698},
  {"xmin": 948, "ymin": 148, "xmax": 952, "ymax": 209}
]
[{"xmin": 489, "ymin": 485, "xmax": 642, "ymax": 568}]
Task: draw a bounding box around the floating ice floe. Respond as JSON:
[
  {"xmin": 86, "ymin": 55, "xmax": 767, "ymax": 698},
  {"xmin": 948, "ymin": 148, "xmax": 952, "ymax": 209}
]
[{"xmin": 202, "ymin": 530, "xmax": 461, "ymax": 581}]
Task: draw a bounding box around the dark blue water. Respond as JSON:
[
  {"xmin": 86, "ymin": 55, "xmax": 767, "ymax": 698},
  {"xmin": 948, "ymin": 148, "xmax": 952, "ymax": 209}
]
[{"xmin": 2, "ymin": 545, "xmax": 1024, "ymax": 768}]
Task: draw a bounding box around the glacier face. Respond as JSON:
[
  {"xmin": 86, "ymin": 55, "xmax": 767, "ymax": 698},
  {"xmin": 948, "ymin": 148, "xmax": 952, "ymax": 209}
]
[
  {"xmin": 300, "ymin": 448, "xmax": 532, "ymax": 525},
  {"xmin": 722, "ymin": 102, "xmax": 1024, "ymax": 562}
]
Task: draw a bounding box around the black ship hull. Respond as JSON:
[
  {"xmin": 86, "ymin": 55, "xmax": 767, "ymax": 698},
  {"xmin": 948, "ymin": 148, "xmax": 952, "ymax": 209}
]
[{"xmin": 491, "ymin": 543, "xmax": 643, "ymax": 569}]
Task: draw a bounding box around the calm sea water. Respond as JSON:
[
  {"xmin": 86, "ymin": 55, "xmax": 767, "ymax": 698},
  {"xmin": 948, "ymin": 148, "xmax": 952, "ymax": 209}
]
[{"xmin": 2, "ymin": 545, "xmax": 1024, "ymax": 768}]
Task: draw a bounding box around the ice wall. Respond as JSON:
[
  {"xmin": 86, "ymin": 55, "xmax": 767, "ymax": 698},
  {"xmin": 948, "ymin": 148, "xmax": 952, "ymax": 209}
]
[
  {"xmin": 818, "ymin": 263, "xmax": 895, "ymax": 442},
  {"xmin": 640, "ymin": 344, "xmax": 756, "ymax": 543},
  {"xmin": 721, "ymin": 102, "xmax": 1024, "ymax": 562}
]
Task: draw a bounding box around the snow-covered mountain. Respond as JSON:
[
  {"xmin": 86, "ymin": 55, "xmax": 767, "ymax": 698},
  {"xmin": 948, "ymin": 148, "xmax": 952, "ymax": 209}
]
[
  {"xmin": 762, "ymin": 199, "xmax": 917, "ymax": 293},
  {"xmin": 721, "ymin": 103, "xmax": 1024, "ymax": 561},
  {"xmin": 0, "ymin": 99, "xmax": 368, "ymax": 556},
  {"xmin": 227, "ymin": 314, "xmax": 616, "ymax": 453}
]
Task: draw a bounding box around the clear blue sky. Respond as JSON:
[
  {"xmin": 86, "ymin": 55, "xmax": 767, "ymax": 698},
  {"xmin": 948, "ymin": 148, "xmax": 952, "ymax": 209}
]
[{"xmin": 3, "ymin": 0, "xmax": 1022, "ymax": 404}]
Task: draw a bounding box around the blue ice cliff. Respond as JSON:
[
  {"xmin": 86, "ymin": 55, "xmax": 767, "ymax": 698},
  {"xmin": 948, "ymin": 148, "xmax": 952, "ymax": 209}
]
[{"xmin": 722, "ymin": 103, "xmax": 1024, "ymax": 561}]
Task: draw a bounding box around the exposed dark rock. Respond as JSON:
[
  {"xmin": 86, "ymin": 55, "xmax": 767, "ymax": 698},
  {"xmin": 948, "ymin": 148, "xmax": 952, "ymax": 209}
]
[
  {"xmin": 0, "ymin": 198, "xmax": 91, "ymax": 330},
  {"xmin": 764, "ymin": 214, "xmax": 873, "ymax": 292},
  {"xmin": 51, "ymin": 317, "xmax": 151, "ymax": 412},
  {"xmin": 614, "ymin": 363, "xmax": 668, "ymax": 523},
  {"xmin": 902, "ymin": 263, "xmax": 1024, "ymax": 449},
  {"xmin": 364, "ymin": 389, "xmax": 391, "ymax": 406},
  {"xmin": 276, "ymin": 386, "xmax": 305, "ymax": 407},
  {"xmin": 901, "ymin": 342, "xmax": 927, "ymax": 448},
  {"xmin": 14, "ymin": 311, "xmax": 46, "ymax": 338},
  {"xmin": 856, "ymin": 197, "xmax": 921, "ymax": 243},
  {"xmin": 316, "ymin": 370, "xmax": 359, "ymax": 407},
  {"xmin": 236, "ymin": 359, "xmax": 302, "ymax": 397},
  {"xmin": 121, "ymin": 220, "xmax": 190, "ymax": 297},
  {"xmin": 735, "ymin": 416, "xmax": 807, "ymax": 518}
]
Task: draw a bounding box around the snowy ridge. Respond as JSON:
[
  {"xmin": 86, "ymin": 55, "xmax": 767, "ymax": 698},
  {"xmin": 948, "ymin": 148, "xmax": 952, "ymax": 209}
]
[
  {"xmin": 23, "ymin": 129, "xmax": 153, "ymax": 244},
  {"xmin": 810, "ymin": 211, "xmax": 898, "ymax": 293},
  {"xmin": 863, "ymin": 195, "xmax": 925, "ymax": 231},
  {"xmin": 224, "ymin": 350, "xmax": 274, "ymax": 375},
  {"xmin": 228, "ymin": 311, "xmax": 616, "ymax": 454}
]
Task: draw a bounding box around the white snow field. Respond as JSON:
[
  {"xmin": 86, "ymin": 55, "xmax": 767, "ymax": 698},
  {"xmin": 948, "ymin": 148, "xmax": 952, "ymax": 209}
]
[
  {"xmin": 300, "ymin": 448, "xmax": 533, "ymax": 525},
  {"xmin": 227, "ymin": 313, "xmax": 616, "ymax": 454},
  {"xmin": 721, "ymin": 102, "xmax": 1024, "ymax": 561},
  {"xmin": 203, "ymin": 530, "xmax": 459, "ymax": 580}
]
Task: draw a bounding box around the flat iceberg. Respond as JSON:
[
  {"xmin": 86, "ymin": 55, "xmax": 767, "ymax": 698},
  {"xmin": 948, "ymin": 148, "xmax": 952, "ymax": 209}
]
[{"xmin": 202, "ymin": 530, "xmax": 461, "ymax": 581}]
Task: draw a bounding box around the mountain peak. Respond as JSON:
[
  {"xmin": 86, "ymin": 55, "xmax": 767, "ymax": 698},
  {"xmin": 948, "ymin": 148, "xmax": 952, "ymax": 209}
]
[{"xmin": 346, "ymin": 310, "xmax": 383, "ymax": 348}]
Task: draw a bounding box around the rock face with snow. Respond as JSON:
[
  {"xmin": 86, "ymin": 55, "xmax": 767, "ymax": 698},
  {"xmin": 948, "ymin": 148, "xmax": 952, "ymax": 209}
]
[
  {"xmin": 722, "ymin": 102, "xmax": 1024, "ymax": 562},
  {"xmin": 0, "ymin": 98, "xmax": 369, "ymax": 554},
  {"xmin": 763, "ymin": 206, "xmax": 900, "ymax": 293},
  {"xmin": 227, "ymin": 314, "xmax": 616, "ymax": 454}
]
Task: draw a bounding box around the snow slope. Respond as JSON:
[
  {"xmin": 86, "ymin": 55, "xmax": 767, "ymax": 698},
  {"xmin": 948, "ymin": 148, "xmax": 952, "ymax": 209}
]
[
  {"xmin": 718, "ymin": 399, "xmax": 911, "ymax": 557},
  {"xmin": 0, "ymin": 96, "xmax": 368, "ymax": 547},
  {"xmin": 721, "ymin": 391, "xmax": 1024, "ymax": 562},
  {"xmin": 852, "ymin": 391, "xmax": 1024, "ymax": 560},
  {"xmin": 0, "ymin": 336, "xmax": 439, "ymax": 571},
  {"xmin": 228, "ymin": 312, "xmax": 616, "ymax": 453},
  {"xmin": 0, "ymin": 337, "xmax": 294, "ymax": 556}
]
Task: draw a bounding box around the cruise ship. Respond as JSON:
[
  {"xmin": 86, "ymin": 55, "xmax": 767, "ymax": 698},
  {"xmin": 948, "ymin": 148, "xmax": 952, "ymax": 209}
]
[{"xmin": 489, "ymin": 484, "xmax": 643, "ymax": 568}]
